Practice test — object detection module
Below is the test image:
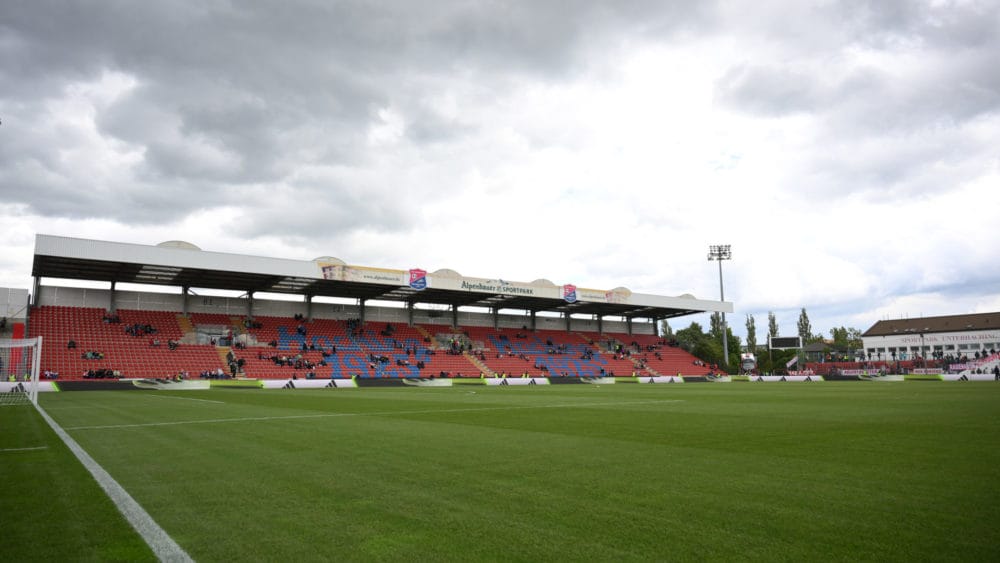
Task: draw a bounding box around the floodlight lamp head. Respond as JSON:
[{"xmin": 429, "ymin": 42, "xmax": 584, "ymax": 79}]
[{"xmin": 707, "ymin": 244, "xmax": 732, "ymax": 261}]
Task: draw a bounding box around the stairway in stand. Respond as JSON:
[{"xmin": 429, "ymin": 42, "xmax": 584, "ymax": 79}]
[
  {"xmin": 216, "ymin": 346, "xmax": 234, "ymax": 375},
  {"xmin": 635, "ymin": 359, "xmax": 660, "ymax": 376},
  {"xmin": 463, "ymin": 352, "xmax": 494, "ymax": 377},
  {"xmin": 177, "ymin": 314, "xmax": 194, "ymax": 334},
  {"xmin": 413, "ymin": 325, "xmax": 436, "ymax": 346},
  {"xmin": 573, "ymin": 332, "xmax": 605, "ymax": 352},
  {"xmin": 228, "ymin": 316, "xmax": 246, "ymax": 342}
]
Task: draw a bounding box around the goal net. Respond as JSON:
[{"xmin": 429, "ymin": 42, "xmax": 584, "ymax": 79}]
[{"xmin": 0, "ymin": 337, "xmax": 42, "ymax": 406}]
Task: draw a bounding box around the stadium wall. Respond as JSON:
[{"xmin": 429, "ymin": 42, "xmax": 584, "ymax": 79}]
[
  {"xmin": 2, "ymin": 287, "xmax": 30, "ymax": 318},
  {"xmin": 33, "ymin": 286, "xmax": 650, "ymax": 334}
]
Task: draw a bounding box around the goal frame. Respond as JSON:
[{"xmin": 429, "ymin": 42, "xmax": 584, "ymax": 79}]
[{"xmin": 0, "ymin": 336, "xmax": 42, "ymax": 406}]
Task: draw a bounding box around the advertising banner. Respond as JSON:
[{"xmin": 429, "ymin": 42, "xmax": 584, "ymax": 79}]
[
  {"xmin": 0, "ymin": 382, "xmax": 57, "ymax": 393},
  {"xmin": 940, "ymin": 374, "xmax": 997, "ymax": 382},
  {"xmin": 750, "ymin": 375, "xmax": 823, "ymax": 382},
  {"xmin": 636, "ymin": 376, "xmax": 684, "ymax": 384},
  {"xmin": 261, "ymin": 379, "xmax": 355, "ymax": 389},
  {"xmin": 484, "ymin": 377, "xmax": 550, "ymax": 386}
]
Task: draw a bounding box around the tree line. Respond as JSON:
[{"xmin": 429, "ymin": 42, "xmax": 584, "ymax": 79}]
[{"xmin": 661, "ymin": 308, "xmax": 864, "ymax": 374}]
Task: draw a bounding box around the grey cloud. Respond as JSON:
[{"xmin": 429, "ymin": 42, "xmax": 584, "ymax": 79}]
[
  {"xmin": 714, "ymin": 64, "xmax": 831, "ymax": 116},
  {"xmin": 836, "ymin": 0, "xmax": 1000, "ymax": 51},
  {"xmin": 790, "ymin": 127, "xmax": 993, "ymax": 201},
  {"xmin": 225, "ymin": 179, "xmax": 415, "ymax": 245},
  {"xmin": 3, "ymin": 0, "xmax": 715, "ymax": 226}
]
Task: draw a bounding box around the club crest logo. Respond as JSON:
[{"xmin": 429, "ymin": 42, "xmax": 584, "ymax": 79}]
[
  {"xmin": 562, "ymin": 284, "xmax": 577, "ymax": 303},
  {"xmin": 409, "ymin": 268, "xmax": 427, "ymax": 291}
]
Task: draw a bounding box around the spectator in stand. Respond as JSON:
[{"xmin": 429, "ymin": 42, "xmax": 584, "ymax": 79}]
[{"xmin": 67, "ymin": 339, "xmax": 76, "ymax": 349}]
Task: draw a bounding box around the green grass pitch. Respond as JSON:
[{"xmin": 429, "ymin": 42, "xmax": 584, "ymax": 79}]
[{"xmin": 3, "ymin": 382, "xmax": 999, "ymax": 561}]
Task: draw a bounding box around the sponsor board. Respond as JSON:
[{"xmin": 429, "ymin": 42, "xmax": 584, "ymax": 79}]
[
  {"xmin": 318, "ymin": 264, "xmax": 407, "ymax": 285},
  {"xmin": 581, "ymin": 377, "xmax": 616, "ymax": 384},
  {"xmin": 0, "ymin": 382, "xmax": 58, "ymax": 393},
  {"xmin": 457, "ymin": 278, "xmax": 538, "ymax": 297},
  {"xmin": 868, "ymin": 374, "xmax": 905, "ymax": 381},
  {"xmin": 485, "ymin": 378, "xmax": 550, "ymax": 386},
  {"xmin": 839, "ymin": 370, "xmax": 882, "ymax": 376},
  {"xmin": 547, "ymin": 376, "xmax": 585, "ymax": 385},
  {"xmin": 51, "ymin": 380, "xmax": 141, "ymax": 391},
  {"xmin": 940, "ymin": 374, "xmax": 997, "ymax": 382},
  {"xmin": 318, "ymin": 261, "xmax": 642, "ymax": 306},
  {"xmin": 750, "ymin": 375, "xmax": 824, "ymax": 382},
  {"xmin": 636, "ymin": 376, "xmax": 684, "ymax": 384},
  {"xmin": 401, "ymin": 378, "xmax": 453, "ymax": 387},
  {"xmin": 261, "ymin": 379, "xmax": 357, "ymax": 390}
]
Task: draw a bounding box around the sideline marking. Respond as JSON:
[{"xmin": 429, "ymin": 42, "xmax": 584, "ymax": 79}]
[
  {"xmin": 35, "ymin": 405, "xmax": 194, "ymax": 563},
  {"xmin": 0, "ymin": 446, "xmax": 48, "ymax": 452},
  {"xmin": 145, "ymin": 394, "xmax": 225, "ymax": 404},
  {"xmin": 66, "ymin": 399, "xmax": 685, "ymax": 431}
]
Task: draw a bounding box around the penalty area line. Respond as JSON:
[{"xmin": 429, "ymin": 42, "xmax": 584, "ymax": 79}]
[
  {"xmin": 144, "ymin": 393, "xmax": 225, "ymax": 404},
  {"xmin": 35, "ymin": 405, "xmax": 193, "ymax": 563},
  {"xmin": 0, "ymin": 446, "xmax": 48, "ymax": 452},
  {"xmin": 65, "ymin": 398, "xmax": 685, "ymax": 431}
]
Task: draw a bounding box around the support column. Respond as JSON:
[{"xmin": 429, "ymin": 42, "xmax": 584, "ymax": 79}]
[
  {"xmin": 109, "ymin": 281, "xmax": 117, "ymax": 314},
  {"xmin": 359, "ymin": 298, "xmax": 367, "ymax": 325},
  {"xmin": 451, "ymin": 304, "xmax": 458, "ymax": 329},
  {"xmin": 181, "ymin": 286, "xmax": 189, "ymax": 316},
  {"xmin": 32, "ymin": 277, "xmax": 40, "ymax": 306},
  {"xmin": 492, "ymin": 307, "xmax": 499, "ymax": 330},
  {"xmin": 247, "ymin": 291, "xmax": 255, "ymax": 320},
  {"xmin": 407, "ymin": 302, "xmax": 414, "ymax": 327},
  {"xmin": 564, "ymin": 312, "xmax": 571, "ymax": 332},
  {"xmin": 306, "ymin": 295, "xmax": 313, "ymax": 322},
  {"xmin": 626, "ymin": 317, "xmax": 633, "ymax": 336},
  {"xmin": 653, "ymin": 317, "xmax": 660, "ymax": 337},
  {"xmin": 530, "ymin": 310, "xmax": 536, "ymax": 332},
  {"xmin": 597, "ymin": 315, "xmax": 603, "ymax": 335}
]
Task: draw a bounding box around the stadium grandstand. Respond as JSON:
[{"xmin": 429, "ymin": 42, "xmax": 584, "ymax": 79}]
[{"xmin": 16, "ymin": 234, "xmax": 733, "ymax": 382}]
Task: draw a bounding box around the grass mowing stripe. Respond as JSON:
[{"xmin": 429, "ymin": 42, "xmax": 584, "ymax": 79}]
[
  {"xmin": 144, "ymin": 393, "xmax": 226, "ymax": 404},
  {"xmin": 63, "ymin": 398, "xmax": 685, "ymax": 431},
  {"xmin": 35, "ymin": 405, "xmax": 194, "ymax": 563}
]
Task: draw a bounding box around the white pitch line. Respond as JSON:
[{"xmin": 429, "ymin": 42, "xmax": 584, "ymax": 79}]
[
  {"xmin": 35, "ymin": 405, "xmax": 194, "ymax": 563},
  {"xmin": 145, "ymin": 393, "xmax": 225, "ymax": 404},
  {"xmin": 0, "ymin": 446, "xmax": 48, "ymax": 452},
  {"xmin": 65, "ymin": 399, "xmax": 684, "ymax": 431}
]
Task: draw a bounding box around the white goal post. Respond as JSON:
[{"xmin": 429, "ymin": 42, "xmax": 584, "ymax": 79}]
[{"xmin": 0, "ymin": 337, "xmax": 42, "ymax": 406}]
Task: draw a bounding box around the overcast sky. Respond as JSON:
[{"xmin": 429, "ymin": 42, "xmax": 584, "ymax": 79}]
[{"xmin": 2, "ymin": 0, "xmax": 998, "ymax": 340}]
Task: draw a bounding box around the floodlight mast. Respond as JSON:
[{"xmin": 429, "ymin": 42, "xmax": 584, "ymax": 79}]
[{"xmin": 708, "ymin": 245, "xmax": 732, "ymax": 372}]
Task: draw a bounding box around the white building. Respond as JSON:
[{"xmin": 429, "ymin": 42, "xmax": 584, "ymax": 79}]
[{"xmin": 861, "ymin": 313, "xmax": 1000, "ymax": 361}]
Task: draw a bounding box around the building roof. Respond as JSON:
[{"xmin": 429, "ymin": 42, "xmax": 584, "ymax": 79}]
[
  {"xmin": 31, "ymin": 234, "xmax": 732, "ymax": 321},
  {"xmin": 863, "ymin": 312, "xmax": 1000, "ymax": 337},
  {"xmin": 802, "ymin": 341, "xmax": 830, "ymax": 353}
]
